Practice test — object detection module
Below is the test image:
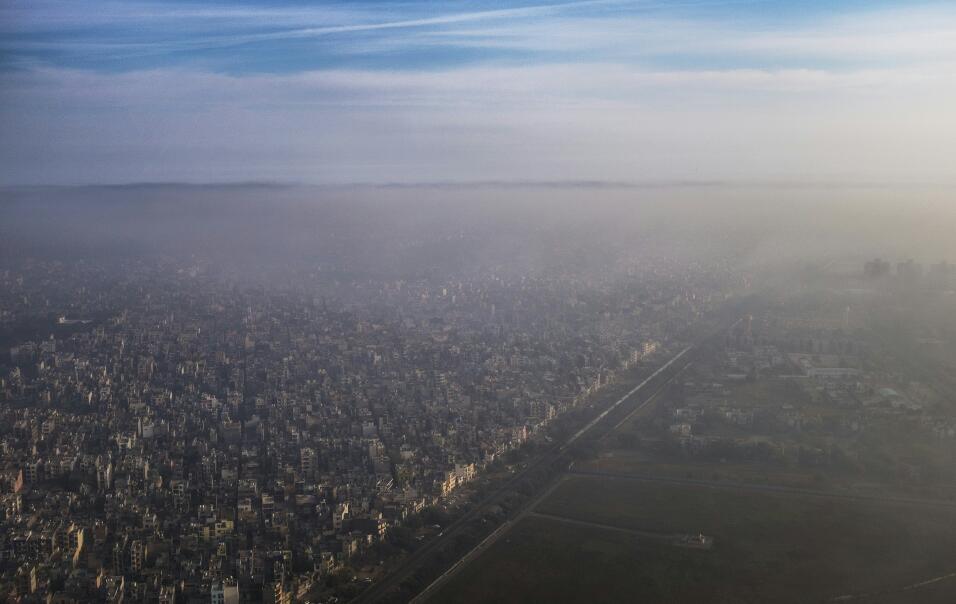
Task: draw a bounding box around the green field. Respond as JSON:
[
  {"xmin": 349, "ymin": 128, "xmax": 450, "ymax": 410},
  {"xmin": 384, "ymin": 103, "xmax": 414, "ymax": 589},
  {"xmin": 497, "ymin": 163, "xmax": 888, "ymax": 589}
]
[{"xmin": 432, "ymin": 476, "xmax": 956, "ymax": 603}]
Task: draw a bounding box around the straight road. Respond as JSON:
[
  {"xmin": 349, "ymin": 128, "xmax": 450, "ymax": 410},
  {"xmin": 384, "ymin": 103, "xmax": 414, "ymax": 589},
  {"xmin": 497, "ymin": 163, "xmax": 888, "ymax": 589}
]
[
  {"xmin": 352, "ymin": 344, "xmax": 700, "ymax": 603},
  {"xmin": 407, "ymin": 348, "xmax": 701, "ymax": 603},
  {"xmin": 354, "ymin": 307, "xmax": 749, "ymax": 603},
  {"xmin": 528, "ymin": 511, "xmax": 677, "ymax": 542},
  {"xmin": 561, "ymin": 346, "xmax": 692, "ymax": 450},
  {"xmin": 408, "ymin": 477, "xmax": 571, "ymax": 603}
]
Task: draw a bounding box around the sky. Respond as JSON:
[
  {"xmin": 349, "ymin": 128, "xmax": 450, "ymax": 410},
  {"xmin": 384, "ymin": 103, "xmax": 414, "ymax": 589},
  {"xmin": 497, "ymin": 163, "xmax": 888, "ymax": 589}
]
[{"xmin": 1, "ymin": 0, "xmax": 956, "ymax": 186}]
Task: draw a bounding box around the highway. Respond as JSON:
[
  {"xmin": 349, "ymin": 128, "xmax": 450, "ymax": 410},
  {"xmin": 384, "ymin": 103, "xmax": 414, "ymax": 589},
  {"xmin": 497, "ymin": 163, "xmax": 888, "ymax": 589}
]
[
  {"xmin": 562, "ymin": 345, "xmax": 692, "ymax": 450},
  {"xmin": 408, "ymin": 348, "xmax": 700, "ymax": 603},
  {"xmin": 351, "ymin": 341, "xmax": 701, "ymax": 603},
  {"xmin": 352, "ymin": 307, "xmax": 748, "ymax": 603},
  {"xmin": 408, "ymin": 477, "xmax": 571, "ymax": 604}
]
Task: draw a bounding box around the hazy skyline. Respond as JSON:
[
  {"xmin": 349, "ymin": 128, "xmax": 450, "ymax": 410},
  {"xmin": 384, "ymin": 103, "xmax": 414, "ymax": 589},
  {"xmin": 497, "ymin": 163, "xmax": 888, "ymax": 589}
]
[{"xmin": 2, "ymin": 0, "xmax": 956, "ymax": 186}]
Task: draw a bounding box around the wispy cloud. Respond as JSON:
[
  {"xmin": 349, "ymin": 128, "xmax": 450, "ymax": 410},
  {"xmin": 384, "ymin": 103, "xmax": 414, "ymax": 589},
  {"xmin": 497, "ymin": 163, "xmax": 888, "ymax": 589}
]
[
  {"xmin": 5, "ymin": 1, "xmax": 956, "ymax": 69},
  {"xmin": 0, "ymin": 1, "xmax": 357, "ymax": 31},
  {"xmin": 0, "ymin": 0, "xmax": 616, "ymax": 61},
  {"xmin": 389, "ymin": 6, "xmax": 956, "ymax": 66}
]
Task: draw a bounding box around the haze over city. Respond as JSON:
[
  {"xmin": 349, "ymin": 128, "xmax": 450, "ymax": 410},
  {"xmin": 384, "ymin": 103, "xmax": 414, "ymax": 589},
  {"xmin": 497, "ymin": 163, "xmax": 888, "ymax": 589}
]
[{"xmin": 3, "ymin": 2, "xmax": 956, "ymax": 604}]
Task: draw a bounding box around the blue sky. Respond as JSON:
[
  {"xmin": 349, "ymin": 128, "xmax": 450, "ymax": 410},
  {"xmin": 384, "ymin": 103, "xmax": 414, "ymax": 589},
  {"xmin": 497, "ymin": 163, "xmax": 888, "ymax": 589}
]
[
  {"xmin": 2, "ymin": 0, "xmax": 955, "ymax": 185},
  {"xmin": 1, "ymin": 0, "xmax": 935, "ymax": 73}
]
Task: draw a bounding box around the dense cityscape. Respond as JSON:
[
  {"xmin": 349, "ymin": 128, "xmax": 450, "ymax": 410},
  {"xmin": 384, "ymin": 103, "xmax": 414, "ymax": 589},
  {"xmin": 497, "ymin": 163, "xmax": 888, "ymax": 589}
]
[
  {"xmin": 0, "ymin": 247, "xmax": 740, "ymax": 602},
  {"xmin": 5, "ymin": 229, "xmax": 956, "ymax": 603}
]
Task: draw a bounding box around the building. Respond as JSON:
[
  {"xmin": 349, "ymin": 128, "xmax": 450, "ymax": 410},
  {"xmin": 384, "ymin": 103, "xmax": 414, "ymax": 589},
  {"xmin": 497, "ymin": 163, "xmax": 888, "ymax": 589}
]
[{"xmin": 211, "ymin": 578, "xmax": 239, "ymax": 604}]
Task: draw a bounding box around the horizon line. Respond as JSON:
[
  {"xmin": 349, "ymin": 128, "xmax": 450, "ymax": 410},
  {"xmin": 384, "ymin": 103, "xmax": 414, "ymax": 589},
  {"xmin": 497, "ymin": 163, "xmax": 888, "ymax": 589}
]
[{"xmin": 3, "ymin": 178, "xmax": 956, "ymax": 193}]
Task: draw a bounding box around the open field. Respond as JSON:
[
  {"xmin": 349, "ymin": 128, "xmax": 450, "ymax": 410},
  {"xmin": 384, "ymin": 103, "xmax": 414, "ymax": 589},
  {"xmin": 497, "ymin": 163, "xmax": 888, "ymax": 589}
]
[
  {"xmin": 429, "ymin": 515, "xmax": 729, "ymax": 604},
  {"xmin": 432, "ymin": 476, "xmax": 956, "ymax": 603},
  {"xmin": 578, "ymin": 451, "xmax": 825, "ymax": 489},
  {"xmin": 577, "ymin": 450, "xmax": 956, "ymax": 506}
]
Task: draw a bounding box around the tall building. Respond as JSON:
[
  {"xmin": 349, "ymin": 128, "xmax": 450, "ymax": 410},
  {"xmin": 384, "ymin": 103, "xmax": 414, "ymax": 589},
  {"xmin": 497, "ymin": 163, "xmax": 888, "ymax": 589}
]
[
  {"xmin": 211, "ymin": 579, "xmax": 239, "ymax": 604},
  {"xmin": 300, "ymin": 447, "xmax": 317, "ymax": 479}
]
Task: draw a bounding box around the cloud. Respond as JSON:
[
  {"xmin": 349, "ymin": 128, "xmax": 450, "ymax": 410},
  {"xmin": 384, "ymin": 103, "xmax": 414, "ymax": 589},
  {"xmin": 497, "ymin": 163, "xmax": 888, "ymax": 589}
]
[
  {"xmin": 2, "ymin": 2, "xmax": 956, "ymax": 186},
  {"xmin": 7, "ymin": 1, "xmax": 955, "ymax": 69},
  {"xmin": 0, "ymin": 0, "xmax": 614, "ymax": 60},
  {"xmin": 0, "ymin": 1, "xmax": 359, "ymax": 32},
  {"xmin": 397, "ymin": 5, "xmax": 956, "ymax": 67},
  {"xmin": 2, "ymin": 58, "xmax": 956, "ymax": 186}
]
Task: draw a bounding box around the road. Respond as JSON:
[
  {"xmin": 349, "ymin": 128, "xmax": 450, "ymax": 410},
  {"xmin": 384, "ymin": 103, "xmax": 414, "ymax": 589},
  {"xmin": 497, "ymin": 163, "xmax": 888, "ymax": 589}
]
[
  {"xmin": 408, "ymin": 477, "xmax": 572, "ymax": 603},
  {"xmin": 351, "ymin": 305, "xmax": 749, "ymax": 603},
  {"xmin": 403, "ymin": 348, "xmax": 702, "ymax": 603},
  {"xmin": 561, "ymin": 345, "xmax": 692, "ymax": 450},
  {"xmin": 351, "ymin": 342, "xmax": 701, "ymax": 603},
  {"xmin": 527, "ymin": 511, "xmax": 678, "ymax": 542}
]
